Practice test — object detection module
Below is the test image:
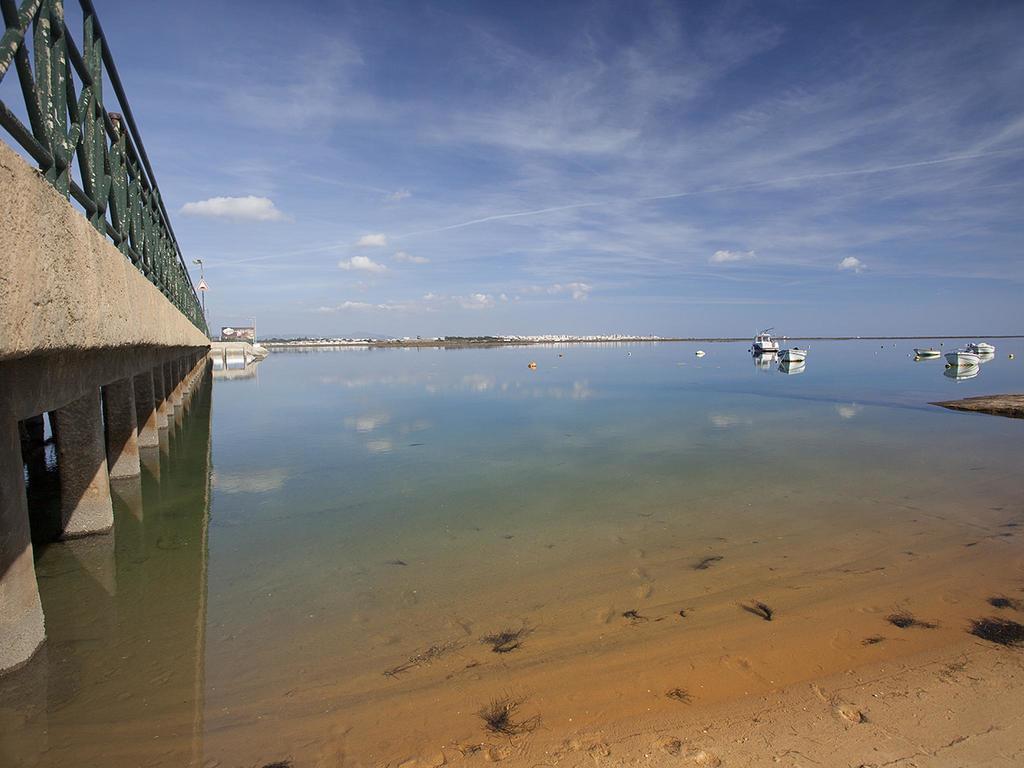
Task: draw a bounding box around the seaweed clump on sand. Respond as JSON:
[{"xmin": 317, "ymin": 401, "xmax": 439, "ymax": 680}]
[
  {"xmin": 862, "ymin": 635, "xmax": 885, "ymax": 646},
  {"xmin": 622, "ymin": 609, "xmax": 648, "ymax": 624},
  {"xmin": 693, "ymin": 555, "xmax": 723, "ymax": 571},
  {"xmin": 969, "ymin": 617, "xmax": 1024, "ymax": 646},
  {"xmin": 261, "ymin": 762, "xmax": 292, "ymax": 768},
  {"xmin": 481, "ymin": 627, "xmax": 529, "ymax": 654},
  {"xmin": 477, "ymin": 696, "xmax": 540, "ymax": 735},
  {"xmin": 665, "ymin": 687, "xmax": 692, "ymax": 704},
  {"xmin": 988, "ymin": 596, "xmax": 1023, "ymax": 610},
  {"xmin": 887, "ymin": 610, "xmax": 937, "ymax": 629},
  {"xmin": 741, "ymin": 601, "xmax": 774, "ymax": 622}
]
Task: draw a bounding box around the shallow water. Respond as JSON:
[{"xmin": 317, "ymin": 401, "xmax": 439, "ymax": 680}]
[{"xmin": 2, "ymin": 340, "xmax": 1023, "ymax": 766}]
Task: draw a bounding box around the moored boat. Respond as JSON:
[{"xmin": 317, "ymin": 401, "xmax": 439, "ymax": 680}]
[
  {"xmin": 944, "ymin": 350, "xmax": 980, "ymax": 367},
  {"xmin": 753, "ymin": 328, "xmax": 779, "ymax": 353},
  {"xmin": 966, "ymin": 342, "xmax": 995, "ymax": 355},
  {"xmin": 913, "ymin": 347, "xmax": 941, "ymax": 358},
  {"xmin": 780, "ymin": 347, "xmax": 808, "ymax": 363}
]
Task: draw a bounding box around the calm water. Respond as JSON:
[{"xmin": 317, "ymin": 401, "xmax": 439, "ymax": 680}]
[{"xmin": 2, "ymin": 340, "xmax": 1023, "ymax": 766}]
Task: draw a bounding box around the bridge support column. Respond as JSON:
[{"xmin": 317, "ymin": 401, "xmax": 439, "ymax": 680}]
[
  {"xmin": 102, "ymin": 378, "xmax": 140, "ymax": 479},
  {"xmin": 170, "ymin": 359, "xmax": 185, "ymax": 409},
  {"xmin": 133, "ymin": 371, "xmax": 159, "ymax": 448},
  {"xmin": 0, "ymin": 414, "xmax": 46, "ymax": 672},
  {"xmin": 153, "ymin": 363, "xmax": 169, "ymax": 429},
  {"xmin": 52, "ymin": 390, "xmax": 114, "ymax": 538}
]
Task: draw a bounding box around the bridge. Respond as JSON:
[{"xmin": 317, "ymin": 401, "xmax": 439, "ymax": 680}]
[{"xmin": 1, "ymin": 0, "xmax": 211, "ymax": 672}]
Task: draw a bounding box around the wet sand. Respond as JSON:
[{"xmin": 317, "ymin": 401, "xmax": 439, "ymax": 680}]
[
  {"xmin": 184, "ymin": 491, "xmax": 1024, "ymax": 767},
  {"xmin": 932, "ymin": 393, "xmax": 1024, "ymax": 419}
]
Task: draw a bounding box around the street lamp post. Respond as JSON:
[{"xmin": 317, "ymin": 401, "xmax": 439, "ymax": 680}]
[{"xmin": 192, "ymin": 259, "xmax": 207, "ymax": 319}]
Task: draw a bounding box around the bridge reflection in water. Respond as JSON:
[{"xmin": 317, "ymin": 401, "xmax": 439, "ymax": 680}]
[{"xmin": 0, "ymin": 370, "xmax": 212, "ymax": 768}]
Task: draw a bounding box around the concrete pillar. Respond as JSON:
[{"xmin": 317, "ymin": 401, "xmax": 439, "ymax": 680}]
[
  {"xmin": 152, "ymin": 363, "xmax": 169, "ymax": 429},
  {"xmin": 102, "ymin": 377, "xmax": 140, "ymax": 479},
  {"xmin": 52, "ymin": 389, "xmax": 114, "ymax": 538},
  {"xmin": 133, "ymin": 370, "xmax": 160, "ymax": 448},
  {"xmin": 0, "ymin": 415, "xmax": 46, "ymax": 672},
  {"xmin": 170, "ymin": 358, "xmax": 185, "ymax": 408}
]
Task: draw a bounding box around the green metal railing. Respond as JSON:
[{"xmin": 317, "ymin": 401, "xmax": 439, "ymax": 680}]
[{"xmin": 0, "ymin": 0, "xmax": 208, "ymax": 335}]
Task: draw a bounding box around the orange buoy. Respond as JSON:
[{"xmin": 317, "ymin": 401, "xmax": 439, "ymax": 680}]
[{"xmin": 528, "ymin": 361, "xmax": 537, "ymax": 369}]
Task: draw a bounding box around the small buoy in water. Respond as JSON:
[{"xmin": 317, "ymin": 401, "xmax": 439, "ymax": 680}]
[
  {"xmin": 527, "ymin": 361, "xmax": 537, "ymax": 369},
  {"xmin": 558, "ymin": 353, "xmax": 564, "ymax": 357},
  {"xmin": 627, "ymin": 352, "xmax": 631, "ymax": 356},
  {"xmin": 695, "ymin": 350, "xmax": 706, "ymax": 357},
  {"xmin": 1010, "ymin": 353, "xmax": 1015, "ymax": 359}
]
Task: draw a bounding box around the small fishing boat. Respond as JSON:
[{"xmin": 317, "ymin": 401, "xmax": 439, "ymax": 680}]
[
  {"xmin": 967, "ymin": 342, "xmax": 995, "ymax": 355},
  {"xmin": 780, "ymin": 347, "xmax": 808, "ymax": 363},
  {"xmin": 695, "ymin": 350, "xmax": 706, "ymax": 357},
  {"xmin": 753, "ymin": 328, "xmax": 779, "ymax": 353},
  {"xmin": 944, "ymin": 349, "xmax": 980, "ymax": 367},
  {"xmin": 913, "ymin": 347, "xmax": 941, "ymax": 358}
]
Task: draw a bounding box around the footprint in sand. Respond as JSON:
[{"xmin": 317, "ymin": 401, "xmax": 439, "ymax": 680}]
[
  {"xmin": 631, "ymin": 566, "xmax": 650, "ymax": 581},
  {"xmin": 658, "ymin": 736, "xmax": 683, "ymax": 756},
  {"xmin": 596, "ymin": 606, "xmax": 617, "ymax": 624},
  {"xmin": 833, "ymin": 702, "xmax": 868, "ymax": 725},
  {"xmin": 636, "ymin": 583, "xmax": 654, "ymax": 599}
]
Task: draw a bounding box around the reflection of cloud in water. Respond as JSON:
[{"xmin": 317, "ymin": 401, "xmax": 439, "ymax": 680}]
[
  {"xmin": 398, "ymin": 419, "xmax": 431, "ymax": 434},
  {"xmin": 345, "ymin": 412, "xmax": 390, "ymax": 433},
  {"xmin": 709, "ymin": 413, "xmax": 751, "ymax": 428},
  {"xmin": 836, "ymin": 403, "xmax": 862, "ymax": 419},
  {"xmin": 366, "ymin": 440, "xmax": 393, "ymax": 454},
  {"xmin": 462, "ymin": 374, "xmax": 495, "ymax": 392},
  {"xmin": 212, "ymin": 468, "xmax": 288, "ymax": 494}
]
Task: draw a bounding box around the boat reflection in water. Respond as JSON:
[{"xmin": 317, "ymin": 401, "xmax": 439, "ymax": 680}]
[
  {"xmin": 976, "ymin": 351, "xmax": 996, "ymax": 365},
  {"xmin": 752, "ymin": 350, "xmax": 779, "ymax": 371},
  {"xmin": 944, "ymin": 364, "xmax": 980, "ymax": 381},
  {"xmin": 778, "ymin": 359, "xmax": 806, "ymax": 375}
]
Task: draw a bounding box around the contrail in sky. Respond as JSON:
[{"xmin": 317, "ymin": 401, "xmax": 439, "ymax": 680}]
[{"xmin": 396, "ymin": 147, "xmax": 1021, "ymax": 239}]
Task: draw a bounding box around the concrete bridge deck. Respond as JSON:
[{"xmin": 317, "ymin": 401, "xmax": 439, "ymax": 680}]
[{"xmin": 1, "ymin": 139, "xmax": 210, "ymax": 672}]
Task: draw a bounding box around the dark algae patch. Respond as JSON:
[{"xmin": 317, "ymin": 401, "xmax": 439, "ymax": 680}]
[
  {"xmin": 742, "ymin": 601, "xmax": 774, "ymax": 621},
  {"xmin": 480, "ymin": 627, "xmax": 529, "ymax": 654},
  {"xmin": 665, "ymin": 688, "xmax": 692, "ymax": 704},
  {"xmin": 862, "ymin": 635, "xmax": 886, "ymax": 645},
  {"xmin": 969, "ymin": 617, "xmax": 1024, "ymax": 646},
  {"xmin": 988, "ymin": 596, "xmax": 1023, "ymax": 610},
  {"xmin": 693, "ymin": 555, "xmax": 723, "ymax": 571},
  {"xmin": 622, "ymin": 609, "xmax": 648, "ymax": 624},
  {"xmin": 477, "ymin": 696, "xmax": 540, "ymax": 735},
  {"xmin": 887, "ymin": 610, "xmax": 937, "ymax": 629}
]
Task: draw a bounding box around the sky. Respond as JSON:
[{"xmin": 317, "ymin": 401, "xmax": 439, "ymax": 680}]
[{"xmin": 16, "ymin": 0, "xmax": 1024, "ymax": 337}]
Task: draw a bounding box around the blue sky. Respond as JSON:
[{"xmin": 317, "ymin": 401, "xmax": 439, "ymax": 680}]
[{"xmin": 47, "ymin": 1, "xmax": 1024, "ymax": 335}]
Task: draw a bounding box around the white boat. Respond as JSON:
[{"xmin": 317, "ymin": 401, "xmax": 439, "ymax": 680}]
[
  {"xmin": 913, "ymin": 347, "xmax": 941, "ymax": 358},
  {"xmin": 944, "ymin": 350, "xmax": 980, "ymax": 367},
  {"xmin": 780, "ymin": 348, "xmax": 808, "ymax": 363},
  {"xmin": 695, "ymin": 350, "xmax": 706, "ymax": 357},
  {"xmin": 753, "ymin": 328, "xmax": 779, "ymax": 353},
  {"xmin": 966, "ymin": 342, "xmax": 995, "ymax": 355}
]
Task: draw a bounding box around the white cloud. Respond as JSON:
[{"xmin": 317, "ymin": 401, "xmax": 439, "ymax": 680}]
[
  {"xmin": 386, "ymin": 189, "xmax": 411, "ymax": 202},
  {"xmin": 566, "ymin": 282, "xmax": 592, "ymax": 300},
  {"xmin": 459, "ymin": 293, "xmax": 495, "ymax": 310},
  {"xmin": 339, "ymin": 255, "xmax": 388, "ymax": 273},
  {"xmin": 710, "ymin": 249, "xmax": 756, "ymax": 264},
  {"xmin": 355, "ymin": 233, "xmax": 388, "ymax": 247},
  {"xmin": 838, "ymin": 256, "xmax": 866, "ymax": 272},
  {"xmin": 393, "ymin": 250, "xmax": 429, "ymax": 264},
  {"xmin": 180, "ymin": 196, "xmax": 287, "ymax": 221}
]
